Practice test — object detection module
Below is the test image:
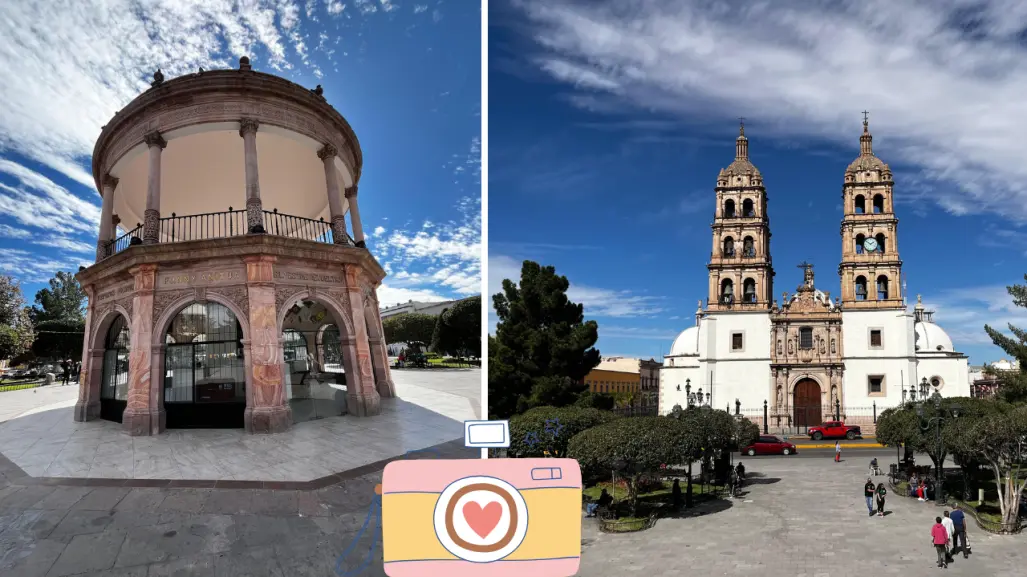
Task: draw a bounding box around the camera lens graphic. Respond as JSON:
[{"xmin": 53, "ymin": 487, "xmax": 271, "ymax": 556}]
[{"xmin": 432, "ymin": 475, "xmax": 529, "ymax": 563}]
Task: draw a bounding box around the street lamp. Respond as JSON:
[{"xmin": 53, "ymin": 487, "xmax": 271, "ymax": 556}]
[{"xmin": 915, "ymin": 386, "xmax": 961, "ymax": 506}]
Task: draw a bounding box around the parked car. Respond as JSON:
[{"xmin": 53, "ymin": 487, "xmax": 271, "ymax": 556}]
[
  {"xmin": 742, "ymin": 435, "xmax": 797, "ymax": 456},
  {"xmin": 808, "ymin": 421, "xmax": 862, "ymax": 440}
]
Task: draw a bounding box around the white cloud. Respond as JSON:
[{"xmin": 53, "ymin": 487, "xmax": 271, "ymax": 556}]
[
  {"xmin": 920, "ymin": 284, "xmax": 1027, "ymax": 354},
  {"xmin": 414, "ymin": 5, "xmax": 429, "ymax": 14},
  {"xmin": 324, "ymin": 0, "xmax": 346, "ymax": 15},
  {"xmin": 0, "ymin": 249, "xmax": 90, "ymax": 284},
  {"xmin": 0, "ymin": 161, "xmax": 100, "ymax": 234},
  {"xmin": 598, "ymin": 326, "xmax": 681, "ymax": 341},
  {"xmin": 514, "ymin": 0, "xmax": 1027, "ymax": 220}
]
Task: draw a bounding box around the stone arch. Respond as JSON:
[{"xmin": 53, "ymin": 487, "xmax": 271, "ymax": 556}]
[
  {"xmin": 276, "ymin": 288, "xmax": 355, "ymax": 338},
  {"xmin": 90, "ymin": 304, "xmax": 132, "ymax": 351},
  {"xmin": 790, "ymin": 374, "xmax": 824, "ymax": 428},
  {"xmin": 77, "ymin": 304, "xmax": 133, "ymax": 423},
  {"xmin": 152, "ymin": 291, "xmax": 251, "ymax": 348},
  {"xmin": 724, "ymin": 199, "xmax": 736, "ymax": 217}
]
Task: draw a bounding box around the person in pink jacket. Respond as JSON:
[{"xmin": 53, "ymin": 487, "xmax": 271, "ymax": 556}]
[{"xmin": 931, "ymin": 516, "xmax": 950, "ymax": 568}]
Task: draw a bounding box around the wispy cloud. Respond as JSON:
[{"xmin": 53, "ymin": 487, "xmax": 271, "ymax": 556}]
[
  {"xmin": 512, "ymin": 0, "xmax": 1027, "ymax": 221},
  {"xmin": 598, "ymin": 326, "xmax": 681, "ymax": 340},
  {"xmin": 0, "ymin": 248, "xmax": 90, "ymax": 284},
  {"xmin": 917, "ymin": 284, "xmax": 1027, "ymax": 356}
]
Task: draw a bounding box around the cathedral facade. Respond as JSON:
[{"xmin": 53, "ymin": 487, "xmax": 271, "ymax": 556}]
[{"xmin": 659, "ymin": 119, "xmax": 969, "ymax": 429}]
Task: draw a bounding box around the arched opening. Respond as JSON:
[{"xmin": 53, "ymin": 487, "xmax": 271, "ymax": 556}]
[
  {"xmin": 873, "ymin": 194, "xmax": 884, "ymax": 213},
  {"xmin": 724, "ymin": 199, "xmax": 735, "ymax": 218},
  {"xmin": 720, "ymin": 279, "xmax": 734, "ymax": 304},
  {"xmin": 742, "ymin": 278, "xmax": 757, "ymax": 303},
  {"xmin": 742, "ymin": 198, "xmax": 755, "ymax": 217},
  {"xmin": 99, "ymin": 315, "xmax": 130, "ymax": 423},
  {"xmin": 742, "ymin": 236, "xmax": 755, "ymax": 257},
  {"xmin": 855, "ymin": 276, "xmax": 868, "ymax": 301},
  {"xmin": 163, "ymin": 302, "xmax": 245, "ymax": 429},
  {"xmin": 793, "ymin": 378, "xmax": 822, "ymax": 429},
  {"xmin": 854, "ymin": 195, "xmax": 865, "ymax": 214},
  {"xmin": 722, "ymin": 236, "xmax": 735, "ymax": 257},
  {"xmin": 875, "ymin": 233, "xmax": 886, "ymax": 253},
  {"xmin": 281, "ymin": 299, "xmax": 353, "ymax": 423},
  {"xmin": 855, "ymin": 233, "xmax": 866, "ymax": 254},
  {"xmin": 877, "ymin": 275, "xmax": 889, "ymax": 300}
]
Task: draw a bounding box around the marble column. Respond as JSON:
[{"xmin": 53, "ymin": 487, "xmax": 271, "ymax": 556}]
[
  {"xmin": 142, "ymin": 132, "xmax": 167, "ymax": 244},
  {"xmin": 122, "ymin": 264, "xmax": 160, "ymax": 435},
  {"xmin": 365, "ymin": 302, "xmax": 396, "ymax": 398},
  {"xmin": 243, "ymin": 255, "xmax": 292, "ymax": 433},
  {"xmin": 239, "ymin": 119, "xmax": 265, "ymax": 233},
  {"xmin": 345, "ymin": 185, "xmax": 366, "ymax": 248},
  {"xmin": 318, "ymin": 144, "xmax": 353, "ymax": 246},
  {"xmin": 96, "ymin": 176, "xmax": 118, "ymax": 260},
  {"xmin": 343, "ymin": 265, "xmax": 381, "ymax": 416},
  {"xmin": 111, "ymin": 214, "xmax": 121, "ymax": 243},
  {"xmin": 74, "ymin": 287, "xmax": 100, "ymax": 421}
]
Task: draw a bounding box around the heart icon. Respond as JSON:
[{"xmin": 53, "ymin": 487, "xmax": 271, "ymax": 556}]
[{"xmin": 462, "ymin": 500, "xmax": 502, "ymax": 539}]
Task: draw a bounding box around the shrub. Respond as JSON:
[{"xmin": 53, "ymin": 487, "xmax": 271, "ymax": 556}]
[{"xmin": 508, "ymin": 406, "xmax": 619, "ymax": 458}]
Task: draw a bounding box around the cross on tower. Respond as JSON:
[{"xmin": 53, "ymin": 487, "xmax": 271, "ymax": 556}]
[
  {"xmin": 862, "ymin": 110, "xmax": 869, "ymax": 123},
  {"xmin": 797, "ymin": 261, "xmax": 814, "ymax": 287},
  {"xmin": 738, "ymin": 117, "xmax": 746, "ymax": 134}
]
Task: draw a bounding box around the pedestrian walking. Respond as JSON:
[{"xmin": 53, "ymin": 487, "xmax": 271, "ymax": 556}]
[
  {"xmin": 875, "ymin": 482, "xmax": 887, "ymax": 516},
  {"xmin": 835, "ymin": 441, "xmax": 841, "ymax": 462},
  {"xmin": 60, "ymin": 358, "xmax": 70, "ymax": 386},
  {"xmin": 950, "ymin": 505, "xmax": 969, "ymax": 558},
  {"xmin": 931, "ymin": 516, "xmax": 949, "ymax": 568},
  {"xmin": 73, "ymin": 360, "xmax": 81, "ymax": 383},
  {"xmin": 864, "ymin": 478, "xmax": 876, "ymax": 516},
  {"xmin": 942, "ymin": 511, "xmax": 955, "ymax": 562}
]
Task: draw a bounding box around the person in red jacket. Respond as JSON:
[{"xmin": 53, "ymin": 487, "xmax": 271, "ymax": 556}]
[{"xmin": 931, "ymin": 516, "xmax": 949, "ymax": 568}]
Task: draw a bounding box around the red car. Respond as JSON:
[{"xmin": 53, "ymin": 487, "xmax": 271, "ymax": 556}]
[
  {"xmin": 742, "ymin": 435, "xmax": 797, "ymax": 456},
  {"xmin": 807, "ymin": 421, "xmax": 862, "ymax": 440}
]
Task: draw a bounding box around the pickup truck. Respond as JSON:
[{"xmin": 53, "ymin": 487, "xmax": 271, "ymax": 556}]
[{"xmin": 808, "ymin": 421, "xmax": 862, "ymax": 440}]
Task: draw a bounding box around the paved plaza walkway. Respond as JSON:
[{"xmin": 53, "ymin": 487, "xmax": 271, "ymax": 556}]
[
  {"xmin": 579, "ymin": 452, "xmax": 1027, "ymax": 576},
  {"xmin": 0, "ymin": 369, "xmax": 479, "ymax": 482}
]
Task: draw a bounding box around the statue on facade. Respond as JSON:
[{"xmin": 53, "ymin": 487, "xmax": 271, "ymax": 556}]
[{"xmin": 151, "ymin": 68, "xmax": 164, "ymax": 88}]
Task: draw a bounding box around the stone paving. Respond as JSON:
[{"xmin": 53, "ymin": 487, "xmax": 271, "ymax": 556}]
[{"xmin": 579, "ymin": 451, "xmax": 1026, "ymax": 576}]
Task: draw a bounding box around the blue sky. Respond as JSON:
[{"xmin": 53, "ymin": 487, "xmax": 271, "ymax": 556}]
[
  {"xmin": 487, "ymin": 0, "xmax": 1027, "ymax": 367},
  {"xmin": 0, "ymin": 0, "xmax": 480, "ymax": 309}
]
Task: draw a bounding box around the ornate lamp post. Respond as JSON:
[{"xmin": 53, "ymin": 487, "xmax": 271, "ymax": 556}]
[{"xmin": 915, "ymin": 382, "xmax": 961, "ymax": 506}]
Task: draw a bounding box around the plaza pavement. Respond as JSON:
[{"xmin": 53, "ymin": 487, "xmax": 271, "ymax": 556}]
[
  {"xmin": 579, "ymin": 451, "xmax": 1027, "ymax": 576},
  {"xmin": 0, "ymin": 369, "xmax": 480, "ymax": 482}
]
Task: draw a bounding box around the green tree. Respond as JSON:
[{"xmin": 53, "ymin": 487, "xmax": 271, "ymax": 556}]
[
  {"xmin": 29, "ymin": 271, "xmax": 86, "ymax": 324},
  {"xmin": 381, "ymin": 312, "xmax": 436, "ymax": 346},
  {"xmin": 30, "ymin": 318, "xmax": 85, "ymax": 360},
  {"xmin": 507, "ymin": 406, "xmax": 619, "ymax": 458},
  {"xmin": 430, "ymin": 308, "xmax": 446, "ymax": 353},
  {"xmin": 950, "ymin": 403, "xmax": 1027, "ymax": 529},
  {"xmin": 431, "ymin": 296, "xmax": 481, "ymax": 357},
  {"xmin": 875, "ymin": 396, "xmax": 977, "ymax": 479},
  {"xmin": 567, "ymin": 417, "xmax": 694, "ymax": 516},
  {"xmin": 0, "ymin": 275, "xmax": 34, "ymax": 361},
  {"xmin": 574, "ymin": 391, "xmax": 616, "ymax": 411},
  {"xmin": 489, "ymin": 261, "xmax": 601, "ymax": 418},
  {"xmin": 983, "ymin": 274, "xmax": 1027, "ymax": 405}
]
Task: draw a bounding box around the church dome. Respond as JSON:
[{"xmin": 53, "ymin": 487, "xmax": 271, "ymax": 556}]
[
  {"xmin": 915, "ymin": 322, "xmax": 954, "ymax": 352},
  {"xmin": 845, "ymin": 116, "xmax": 889, "ymax": 174},
  {"xmin": 669, "ymin": 326, "xmax": 699, "ymax": 356},
  {"xmin": 720, "ymin": 123, "xmax": 761, "ymax": 178}
]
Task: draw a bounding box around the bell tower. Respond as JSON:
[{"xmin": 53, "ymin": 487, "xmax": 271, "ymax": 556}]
[
  {"xmin": 838, "ymin": 113, "xmax": 903, "ymax": 309},
  {"xmin": 707, "ymin": 120, "xmax": 775, "ymax": 312}
]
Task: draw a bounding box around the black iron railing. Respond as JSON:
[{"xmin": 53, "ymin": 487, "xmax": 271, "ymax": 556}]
[{"xmin": 99, "ymin": 208, "xmax": 355, "ymax": 261}]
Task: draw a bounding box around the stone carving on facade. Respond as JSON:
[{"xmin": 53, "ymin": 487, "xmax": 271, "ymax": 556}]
[
  {"xmin": 150, "ymin": 68, "xmax": 164, "ymax": 88},
  {"xmin": 152, "ymin": 289, "xmax": 192, "ymax": 329},
  {"xmin": 326, "ymin": 288, "xmax": 353, "ymax": 329},
  {"xmin": 211, "ymin": 285, "xmax": 250, "ymax": 319},
  {"xmin": 142, "ymin": 209, "xmax": 160, "ymax": 244},
  {"xmin": 274, "ymin": 286, "xmax": 299, "ymax": 316}
]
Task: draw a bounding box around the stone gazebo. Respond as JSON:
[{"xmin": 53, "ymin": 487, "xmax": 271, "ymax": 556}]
[{"xmin": 74, "ymin": 57, "xmax": 395, "ymax": 435}]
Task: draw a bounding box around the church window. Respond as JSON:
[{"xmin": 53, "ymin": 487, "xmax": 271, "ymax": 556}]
[
  {"xmin": 831, "ymin": 339, "xmax": 836, "ymax": 353},
  {"xmin": 721, "ymin": 279, "xmax": 734, "ymax": 304},
  {"xmin": 743, "ymin": 278, "xmax": 757, "ymax": 303},
  {"xmin": 855, "ymin": 234, "xmax": 865, "ymax": 254},
  {"xmin": 931, "ymin": 377, "xmax": 941, "ymax": 387},
  {"xmin": 875, "ymin": 233, "xmax": 886, "ymax": 253},
  {"xmin": 873, "ymin": 194, "xmax": 884, "ymax": 213},
  {"xmin": 742, "ymin": 199, "xmax": 755, "ymax": 217},
  {"xmin": 742, "ymin": 236, "xmax": 755, "ymax": 257},
  {"xmin": 731, "ymin": 332, "xmax": 744, "ymax": 351},
  {"xmin": 868, "ymin": 376, "xmax": 883, "ymax": 394},
  {"xmin": 724, "ymin": 199, "xmax": 735, "ymax": 218},
  {"xmin": 870, "ymin": 329, "xmax": 883, "ymax": 348},
  {"xmin": 799, "ymin": 327, "xmax": 814, "ymax": 350},
  {"xmin": 723, "ymin": 237, "xmax": 735, "ymax": 257},
  {"xmin": 777, "ymin": 339, "xmax": 782, "ymax": 355},
  {"xmin": 855, "ymin": 276, "xmax": 868, "ymax": 301},
  {"xmin": 876, "ymin": 275, "xmax": 889, "ymax": 300},
  {"xmin": 854, "ymin": 195, "xmax": 866, "ymax": 214}
]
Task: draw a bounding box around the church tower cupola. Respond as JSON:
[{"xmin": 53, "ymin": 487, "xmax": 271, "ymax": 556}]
[
  {"xmin": 838, "ymin": 112, "xmax": 903, "ymax": 309},
  {"xmin": 707, "ymin": 119, "xmax": 775, "ymax": 311}
]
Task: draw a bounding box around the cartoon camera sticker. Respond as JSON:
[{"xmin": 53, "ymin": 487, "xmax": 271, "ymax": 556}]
[{"xmin": 381, "ymin": 458, "xmax": 581, "ymax": 577}]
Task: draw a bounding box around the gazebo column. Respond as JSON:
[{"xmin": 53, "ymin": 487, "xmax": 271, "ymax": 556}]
[
  {"xmin": 239, "ymin": 119, "xmax": 266, "ymax": 233},
  {"xmin": 74, "ymin": 286, "xmax": 100, "ymax": 421},
  {"xmin": 318, "ymin": 144, "xmax": 354, "ymax": 246},
  {"xmin": 142, "ymin": 132, "xmax": 167, "ymax": 244},
  {"xmin": 343, "ymin": 265, "xmax": 381, "ymax": 416},
  {"xmin": 366, "ymin": 303, "xmax": 396, "ymax": 398},
  {"xmin": 344, "ymin": 185, "xmax": 366, "ymax": 248},
  {"xmin": 122, "ymin": 264, "xmax": 160, "ymax": 436},
  {"xmin": 243, "ymin": 255, "xmax": 292, "ymax": 433},
  {"xmin": 96, "ymin": 176, "xmax": 118, "ymax": 260}
]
